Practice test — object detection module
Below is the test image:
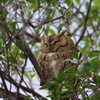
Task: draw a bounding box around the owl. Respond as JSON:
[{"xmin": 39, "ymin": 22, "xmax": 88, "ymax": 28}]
[{"xmin": 37, "ymin": 30, "xmax": 79, "ymax": 85}]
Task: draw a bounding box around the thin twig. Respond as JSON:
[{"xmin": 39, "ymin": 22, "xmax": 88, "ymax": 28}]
[
  {"xmin": 76, "ymin": 0, "xmax": 93, "ymax": 46},
  {"xmin": 0, "ymin": 70, "xmax": 8, "ymax": 95},
  {"xmin": 29, "ymin": 2, "xmax": 73, "ymax": 28}
]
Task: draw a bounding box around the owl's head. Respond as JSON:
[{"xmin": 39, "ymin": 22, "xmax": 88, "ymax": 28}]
[{"xmin": 40, "ymin": 30, "xmax": 74, "ymax": 53}]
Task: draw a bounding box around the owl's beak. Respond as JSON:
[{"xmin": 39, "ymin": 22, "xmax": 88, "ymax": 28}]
[{"xmin": 49, "ymin": 46, "xmax": 52, "ymax": 50}]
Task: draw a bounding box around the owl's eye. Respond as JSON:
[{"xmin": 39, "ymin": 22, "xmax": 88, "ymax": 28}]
[
  {"xmin": 44, "ymin": 42, "xmax": 49, "ymax": 46},
  {"xmin": 51, "ymin": 39, "xmax": 59, "ymax": 44}
]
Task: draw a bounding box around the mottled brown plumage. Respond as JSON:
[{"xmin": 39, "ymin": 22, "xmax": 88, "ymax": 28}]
[{"xmin": 37, "ymin": 30, "xmax": 78, "ymax": 85}]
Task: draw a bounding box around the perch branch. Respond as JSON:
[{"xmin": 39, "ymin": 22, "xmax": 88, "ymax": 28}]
[{"xmin": 15, "ymin": 35, "xmax": 46, "ymax": 85}]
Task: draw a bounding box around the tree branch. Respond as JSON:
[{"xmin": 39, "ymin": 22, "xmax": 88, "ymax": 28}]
[
  {"xmin": 76, "ymin": 0, "xmax": 92, "ymax": 46},
  {"xmin": 0, "ymin": 88, "xmax": 34, "ymax": 100},
  {"xmin": 0, "ymin": 70, "xmax": 8, "ymax": 94},
  {"xmin": 0, "ymin": 70, "xmax": 47, "ymax": 100},
  {"xmin": 29, "ymin": 2, "xmax": 73, "ymax": 28},
  {"xmin": 15, "ymin": 35, "xmax": 46, "ymax": 85}
]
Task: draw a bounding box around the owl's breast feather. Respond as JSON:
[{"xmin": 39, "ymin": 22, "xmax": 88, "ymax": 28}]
[
  {"xmin": 46, "ymin": 53, "xmax": 60, "ymax": 77},
  {"xmin": 46, "ymin": 52, "xmax": 54, "ymax": 57}
]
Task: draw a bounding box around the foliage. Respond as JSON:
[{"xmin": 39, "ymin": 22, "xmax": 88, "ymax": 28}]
[
  {"xmin": 0, "ymin": 0, "xmax": 100, "ymax": 100},
  {"xmin": 41, "ymin": 50, "xmax": 100, "ymax": 100}
]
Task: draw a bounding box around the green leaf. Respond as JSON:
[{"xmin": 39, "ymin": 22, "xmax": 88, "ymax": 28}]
[
  {"xmin": 73, "ymin": 51, "xmax": 79, "ymax": 59},
  {"xmin": 25, "ymin": 95, "xmax": 31, "ymax": 100},
  {"xmin": 62, "ymin": 93, "xmax": 73, "ymax": 99},
  {"xmin": 6, "ymin": 42, "xmax": 12, "ymax": 50},
  {"xmin": 58, "ymin": 24, "xmax": 64, "ymax": 29},
  {"xmin": 30, "ymin": 73, "xmax": 36, "ymax": 78},
  {"xmin": 55, "ymin": 88, "xmax": 60, "ymax": 98},
  {"xmin": 92, "ymin": 93, "xmax": 100, "ymax": 100},
  {"xmin": 93, "ymin": 0, "xmax": 100, "ymax": 7},
  {"xmin": 28, "ymin": 4, "xmax": 37, "ymax": 9},
  {"xmin": 11, "ymin": 72, "xmax": 16, "ymax": 75},
  {"xmin": 0, "ymin": 56, "xmax": 3, "ymax": 60},
  {"xmin": 8, "ymin": 57, "xmax": 17, "ymax": 64},
  {"xmin": 12, "ymin": 22, "xmax": 16, "ymax": 32},
  {"xmin": 85, "ymin": 2, "xmax": 89, "ymax": 10},
  {"xmin": 26, "ymin": 0, "xmax": 35, "ymax": 3},
  {"xmin": 20, "ymin": 53, "xmax": 26, "ymax": 59},
  {"xmin": 0, "ymin": 41, "xmax": 2, "ymax": 49},
  {"xmin": 83, "ymin": 61, "xmax": 91, "ymax": 68},
  {"xmin": 58, "ymin": 72, "xmax": 67, "ymax": 83},
  {"xmin": 78, "ymin": 61, "xmax": 91, "ymax": 74},
  {"xmin": 16, "ymin": 28, "xmax": 23, "ymax": 36},
  {"xmin": 86, "ymin": 84, "xmax": 96, "ymax": 89},
  {"xmin": 64, "ymin": 67, "xmax": 76, "ymax": 73},
  {"xmin": 65, "ymin": 0, "xmax": 71, "ymax": 6},
  {"xmin": 19, "ymin": 60, "xmax": 24, "ymax": 65},
  {"xmin": 88, "ymin": 50, "xmax": 100, "ymax": 58},
  {"xmin": 49, "ymin": 29, "xmax": 56, "ymax": 35},
  {"xmin": 75, "ymin": 0, "xmax": 80, "ymax": 4},
  {"xmin": 47, "ymin": 94, "xmax": 54, "ymax": 98},
  {"xmin": 91, "ymin": 60, "xmax": 99, "ymax": 72},
  {"xmin": 65, "ymin": 73, "xmax": 75, "ymax": 81},
  {"xmin": 16, "ymin": 39, "xmax": 24, "ymax": 48}
]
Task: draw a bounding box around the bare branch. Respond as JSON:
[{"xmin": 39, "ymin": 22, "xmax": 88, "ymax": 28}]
[
  {"xmin": 15, "ymin": 35, "xmax": 46, "ymax": 85},
  {"xmin": 0, "ymin": 70, "xmax": 8, "ymax": 94},
  {"xmin": 29, "ymin": 2, "xmax": 73, "ymax": 28},
  {"xmin": 0, "ymin": 69, "xmax": 47, "ymax": 100},
  {"xmin": 0, "ymin": 88, "xmax": 34, "ymax": 100},
  {"xmin": 76, "ymin": 0, "xmax": 93, "ymax": 46}
]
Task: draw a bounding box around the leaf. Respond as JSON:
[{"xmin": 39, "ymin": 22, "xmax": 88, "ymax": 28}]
[
  {"xmin": 8, "ymin": 56, "xmax": 17, "ymax": 64},
  {"xmin": 83, "ymin": 61, "xmax": 91, "ymax": 68},
  {"xmin": 26, "ymin": 0, "xmax": 35, "ymax": 3},
  {"xmin": 64, "ymin": 67, "xmax": 76, "ymax": 73},
  {"xmin": 49, "ymin": 29, "xmax": 56, "ymax": 35},
  {"xmin": 0, "ymin": 40, "xmax": 3, "ymax": 49},
  {"xmin": 93, "ymin": 0, "xmax": 100, "ymax": 7},
  {"xmin": 92, "ymin": 93, "xmax": 100, "ymax": 100},
  {"xmin": 85, "ymin": 2, "xmax": 89, "ymax": 10},
  {"xmin": 11, "ymin": 22, "xmax": 16, "ymax": 32},
  {"xmin": 65, "ymin": 0, "xmax": 71, "ymax": 6},
  {"xmin": 25, "ymin": 95, "xmax": 31, "ymax": 100},
  {"xmin": 0, "ymin": 56, "xmax": 3, "ymax": 60},
  {"xmin": 47, "ymin": 94, "xmax": 54, "ymax": 98},
  {"xmin": 19, "ymin": 60, "xmax": 24, "ymax": 65},
  {"xmin": 11, "ymin": 72, "xmax": 16, "ymax": 75},
  {"xmin": 58, "ymin": 72, "xmax": 67, "ymax": 83},
  {"xmin": 30, "ymin": 73, "xmax": 36, "ymax": 78},
  {"xmin": 55, "ymin": 88, "xmax": 60, "ymax": 98},
  {"xmin": 20, "ymin": 53, "xmax": 26, "ymax": 59},
  {"xmin": 78, "ymin": 61, "xmax": 91, "ymax": 74},
  {"xmin": 6, "ymin": 42, "xmax": 12, "ymax": 50},
  {"xmin": 91, "ymin": 60, "xmax": 99, "ymax": 72},
  {"xmin": 28, "ymin": 4, "xmax": 37, "ymax": 9},
  {"xmin": 16, "ymin": 39, "xmax": 24, "ymax": 48},
  {"xmin": 65, "ymin": 73, "xmax": 75, "ymax": 81},
  {"xmin": 86, "ymin": 84, "xmax": 96, "ymax": 89},
  {"xmin": 65, "ymin": 58, "xmax": 78, "ymax": 64},
  {"xmin": 88, "ymin": 50, "xmax": 100, "ymax": 58},
  {"xmin": 75, "ymin": 0, "xmax": 80, "ymax": 4},
  {"xmin": 73, "ymin": 51, "xmax": 79, "ymax": 59},
  {"xmin": 16, "ymin": 27, "xmax": 23, "ymax": 36},
  {"xmin": 61, "ymin": 92, "xmax": 74, "ymax": 99}
]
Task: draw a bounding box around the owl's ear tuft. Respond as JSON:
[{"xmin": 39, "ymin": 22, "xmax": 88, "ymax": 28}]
[
  {"xmin": 58, "ymin": 30, "xmax": 66, "ymax": 36},
  {"xmin": 42, "ymin": 34, "xmax": 47, "ymax": 40}
]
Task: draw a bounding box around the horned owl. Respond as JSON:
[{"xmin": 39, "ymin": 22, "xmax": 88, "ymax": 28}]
[{"xmin": 37, "ymin": 30, "xmax": 78, "ymax": 85}]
